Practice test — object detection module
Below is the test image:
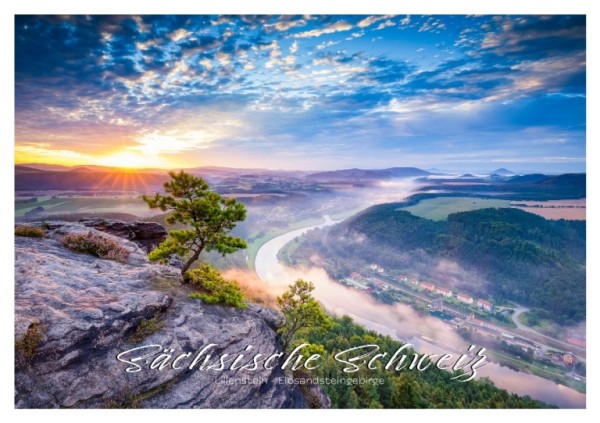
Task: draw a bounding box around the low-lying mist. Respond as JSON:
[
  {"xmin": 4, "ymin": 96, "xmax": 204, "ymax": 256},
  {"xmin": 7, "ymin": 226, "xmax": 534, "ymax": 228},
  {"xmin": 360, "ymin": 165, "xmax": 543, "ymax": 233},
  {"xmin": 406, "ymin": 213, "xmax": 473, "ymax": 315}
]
[
  {"xmin": 229, "ymin": 261, "xmax": 466, "ymax": 349},
  {"xmin": 296, "ymin": 223, "xmax": 491, "ymax": 297},
  {"xmin": 225, "ymin": 176, "xmax": 474, "ymax": 351},
  {"xmin": 361, "ymin": 178, "xmax": 425, "ymax": 205}
]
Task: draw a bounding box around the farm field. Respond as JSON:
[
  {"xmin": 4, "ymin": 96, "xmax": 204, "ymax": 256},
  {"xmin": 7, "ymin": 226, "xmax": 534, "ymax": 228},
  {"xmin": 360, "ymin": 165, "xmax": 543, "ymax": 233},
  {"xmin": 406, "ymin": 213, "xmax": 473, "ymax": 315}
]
[
  {"xmin": 401, "ymin": 196, "xmax": 511, "ymax": 220},
  {"xmin": 510, "ymin": 199, "xmax": 586, "ymax": 220},
  {"xmin": 15, "ymin": 196, "xmax": 159, "ymax": 218}
]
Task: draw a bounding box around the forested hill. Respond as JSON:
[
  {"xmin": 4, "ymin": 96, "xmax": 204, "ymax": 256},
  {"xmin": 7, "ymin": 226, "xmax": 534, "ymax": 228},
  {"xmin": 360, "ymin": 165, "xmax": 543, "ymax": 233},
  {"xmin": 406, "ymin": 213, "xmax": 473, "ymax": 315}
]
[
  {"xmin": 332, "ymin": 206, "xmax": 585, "ymax": 323},
  {"xmin": 305, "ymin": 315, "xmax": 548, "ymax": 408},
  {"xmin": 418, "ymin": 173, "xmax": 586, "ymax": 200}
]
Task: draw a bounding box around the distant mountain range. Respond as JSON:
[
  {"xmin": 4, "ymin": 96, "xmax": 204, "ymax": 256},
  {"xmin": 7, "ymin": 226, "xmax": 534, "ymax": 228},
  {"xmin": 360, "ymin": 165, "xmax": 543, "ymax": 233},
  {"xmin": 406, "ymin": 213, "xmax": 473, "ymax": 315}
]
[
  {"xmin": 417, "ymin": 173, "xmax": 585, "ymax": 200},
  {"xmin": 16, "ymin": 163, "xmax": 306, "ymax": 178},
  {"xmin": 305, "ymin": 167, "xmax": 431, "ymax": 181},
  {"xmin": 490, "ymin": 168, "xmax": 515, "ymax": 175},
  {"xmin": 14, "ymin": 163, "xmax": 585, "ymax": 196},
  {"xmin": 15, "ymin": 166, "xmax": 169, "ymax": 192},
  {"xmin": 15, "ymin": 164, "xmax": 435, "ymax": 191},
  {"xmin": 16, "ymin": 163, "xmax": 143, "ymax": 173},
  {"xmin": 505, "ymin": 173, "xmax": 549, "ymax": 184}
]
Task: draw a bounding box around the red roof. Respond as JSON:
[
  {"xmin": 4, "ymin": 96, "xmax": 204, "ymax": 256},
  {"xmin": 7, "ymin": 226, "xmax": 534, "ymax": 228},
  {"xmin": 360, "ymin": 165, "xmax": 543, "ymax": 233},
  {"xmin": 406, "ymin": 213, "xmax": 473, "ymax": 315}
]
[{"xmin": 567, "ymin": 337, "xmax": 586, "ymax": 347}]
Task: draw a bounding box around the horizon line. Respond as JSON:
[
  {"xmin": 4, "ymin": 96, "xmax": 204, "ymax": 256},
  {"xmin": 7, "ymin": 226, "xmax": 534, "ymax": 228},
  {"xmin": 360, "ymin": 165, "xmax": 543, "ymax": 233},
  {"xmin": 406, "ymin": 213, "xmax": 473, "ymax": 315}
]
[{"xmin": 14, "ymin": 161, "xmax": 587, "ymax": 176}]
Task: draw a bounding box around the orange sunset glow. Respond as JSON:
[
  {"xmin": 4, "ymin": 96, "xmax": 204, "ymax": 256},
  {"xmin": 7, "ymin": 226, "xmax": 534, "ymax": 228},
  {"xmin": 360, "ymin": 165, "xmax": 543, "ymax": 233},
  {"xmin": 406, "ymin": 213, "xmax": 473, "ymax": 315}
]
[
  {"xmin": 15, "ymin": 15, "xmax": 585, "ymax": 173},
  {"xmin": 97, "ymin": 151, "xmax": 176, "ymax": 169},
  {"xmin": 15, "ymin": 147, "xmax": 179, "ymax": 169}
]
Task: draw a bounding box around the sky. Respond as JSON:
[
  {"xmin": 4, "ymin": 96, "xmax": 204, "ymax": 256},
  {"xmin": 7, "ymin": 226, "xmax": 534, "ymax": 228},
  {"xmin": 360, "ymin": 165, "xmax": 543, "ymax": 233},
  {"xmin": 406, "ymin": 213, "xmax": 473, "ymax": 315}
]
[{"xmin": 14, "ymin": 15, "xmax": 586, "ymax": 173}]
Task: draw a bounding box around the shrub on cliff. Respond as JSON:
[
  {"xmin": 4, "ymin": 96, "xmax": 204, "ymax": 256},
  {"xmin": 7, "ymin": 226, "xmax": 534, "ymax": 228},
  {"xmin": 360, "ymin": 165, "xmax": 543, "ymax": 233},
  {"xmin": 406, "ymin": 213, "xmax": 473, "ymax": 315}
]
[
  {"xmin": 15, "ymin": 226, "xmax": 46, "ymax": 238},
  {"xmin": 128, "ymin": 316, "xmax": 164, "ymax": 343},
  {"xmin": 186, "ymin": 263, "xmax": 246, "ymax": 309},
  {"xmin": 15, "ymin": 322, "xmax": 45, "ymax": 369},
  {"xmin": 61, "ymin": 231, "xmax": 130, "ymax": 263},
  {"xmin": 276, "ymin": 279, "xmax": 332, "ymax": 350}
]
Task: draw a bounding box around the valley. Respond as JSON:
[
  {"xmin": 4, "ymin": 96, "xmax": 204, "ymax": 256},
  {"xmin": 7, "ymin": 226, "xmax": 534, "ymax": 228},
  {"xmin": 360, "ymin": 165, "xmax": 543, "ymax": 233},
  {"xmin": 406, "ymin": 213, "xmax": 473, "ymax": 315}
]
[{"xmin": 14, "ymin": 163, "xmax": 587, "ymax": 407}]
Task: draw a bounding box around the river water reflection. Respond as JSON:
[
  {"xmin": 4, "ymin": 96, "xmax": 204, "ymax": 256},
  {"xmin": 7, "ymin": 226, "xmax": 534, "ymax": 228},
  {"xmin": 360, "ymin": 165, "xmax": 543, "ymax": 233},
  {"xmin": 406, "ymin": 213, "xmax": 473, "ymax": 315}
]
[{"xmin": 254, "ymin": 217, "xmax": 586, "ymax": 408}]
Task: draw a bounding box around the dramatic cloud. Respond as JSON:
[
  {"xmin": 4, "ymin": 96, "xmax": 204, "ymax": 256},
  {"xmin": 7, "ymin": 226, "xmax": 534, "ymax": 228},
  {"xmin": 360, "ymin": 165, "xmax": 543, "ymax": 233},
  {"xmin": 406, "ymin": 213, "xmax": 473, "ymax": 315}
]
[{"xmin": 15, "ymin": 15, "xmax": 586, "ymax": 172}]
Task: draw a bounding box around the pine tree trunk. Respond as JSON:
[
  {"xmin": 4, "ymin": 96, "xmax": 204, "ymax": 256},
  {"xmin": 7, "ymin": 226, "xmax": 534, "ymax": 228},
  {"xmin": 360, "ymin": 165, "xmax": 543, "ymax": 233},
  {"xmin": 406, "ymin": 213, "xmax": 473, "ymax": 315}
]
[{"xmin": 181, "ymin": 249, "xmax": 201, "ymax": 279}]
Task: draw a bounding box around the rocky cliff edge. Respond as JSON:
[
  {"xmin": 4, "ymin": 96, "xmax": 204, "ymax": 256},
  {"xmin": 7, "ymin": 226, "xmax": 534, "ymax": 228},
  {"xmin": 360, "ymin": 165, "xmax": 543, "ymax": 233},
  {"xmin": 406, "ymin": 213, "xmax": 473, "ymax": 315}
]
[{"xmin": 15, "ymin": 221, "xmax": 319, "ymax": 409}]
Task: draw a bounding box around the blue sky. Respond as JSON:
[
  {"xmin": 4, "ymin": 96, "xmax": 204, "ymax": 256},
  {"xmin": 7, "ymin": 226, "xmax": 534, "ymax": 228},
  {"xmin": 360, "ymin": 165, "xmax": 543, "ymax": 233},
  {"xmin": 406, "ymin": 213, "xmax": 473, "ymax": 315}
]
[{"xmin": 15, "ymin": 15, "xmax": 586, "ymax": 172}]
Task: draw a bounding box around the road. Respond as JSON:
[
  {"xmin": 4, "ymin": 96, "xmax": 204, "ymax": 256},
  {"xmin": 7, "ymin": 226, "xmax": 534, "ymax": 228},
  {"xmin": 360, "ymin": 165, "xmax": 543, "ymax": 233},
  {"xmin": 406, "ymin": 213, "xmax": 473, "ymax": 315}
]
[
  {"xmin": 510, "ymin": 305, "xmax": 586, "ymax": 358},
  {"xmin": 381, "ymin": 277, "xmax": 586, "ymax": 361},
  {"xmin": 512, "ymin": 306, "xmax": 530, "ymax": 330}
]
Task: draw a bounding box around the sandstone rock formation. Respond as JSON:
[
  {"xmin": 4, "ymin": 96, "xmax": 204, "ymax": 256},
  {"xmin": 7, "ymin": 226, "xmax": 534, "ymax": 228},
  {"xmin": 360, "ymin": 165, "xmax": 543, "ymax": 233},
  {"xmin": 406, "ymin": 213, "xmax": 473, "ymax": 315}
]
[
  {"xmin": 78, "ymin": 218, "xmax": 168, "ymax": 253},
  {"xmin": 15, "ymin": 222, "xmax": 319, "ymax": 409}
]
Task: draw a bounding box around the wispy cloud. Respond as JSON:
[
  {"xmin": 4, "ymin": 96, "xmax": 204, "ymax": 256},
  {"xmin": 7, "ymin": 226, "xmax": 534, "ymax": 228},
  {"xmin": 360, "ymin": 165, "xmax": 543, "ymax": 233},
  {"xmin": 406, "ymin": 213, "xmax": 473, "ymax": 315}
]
[
  {"xmin": 293, "ymin": 20, "xmax": 353, "ymax": 38},
  {"xmin": 357, "ymin": 15, "xmax": 394, "ymax": 29},
  {"xmin": 274, "ymin": 17, "xmax": 307, "ymax": 31}
]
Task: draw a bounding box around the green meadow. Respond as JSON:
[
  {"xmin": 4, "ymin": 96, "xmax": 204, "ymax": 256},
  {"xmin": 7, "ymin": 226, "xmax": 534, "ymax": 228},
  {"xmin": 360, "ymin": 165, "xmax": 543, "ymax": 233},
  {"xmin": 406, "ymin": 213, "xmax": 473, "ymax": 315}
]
[{"xmin": 401, "ymin": 196, "xmax": 511, "ymax": 220}]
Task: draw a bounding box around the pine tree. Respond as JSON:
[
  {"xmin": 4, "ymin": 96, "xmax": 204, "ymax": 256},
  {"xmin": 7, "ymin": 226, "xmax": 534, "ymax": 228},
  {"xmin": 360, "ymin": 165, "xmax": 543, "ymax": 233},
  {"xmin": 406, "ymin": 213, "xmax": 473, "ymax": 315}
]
[{"xmin": 143, "ymin": 170, "xmax": 247, "ymax": 276}]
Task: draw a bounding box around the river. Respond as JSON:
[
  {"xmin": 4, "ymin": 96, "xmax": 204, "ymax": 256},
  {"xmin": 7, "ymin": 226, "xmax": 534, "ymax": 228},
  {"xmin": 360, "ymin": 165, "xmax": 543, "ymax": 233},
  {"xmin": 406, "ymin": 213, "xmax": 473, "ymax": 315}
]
[{"xmin": 254, "ymin": 216, "xmax": 586, "ymax": 408}]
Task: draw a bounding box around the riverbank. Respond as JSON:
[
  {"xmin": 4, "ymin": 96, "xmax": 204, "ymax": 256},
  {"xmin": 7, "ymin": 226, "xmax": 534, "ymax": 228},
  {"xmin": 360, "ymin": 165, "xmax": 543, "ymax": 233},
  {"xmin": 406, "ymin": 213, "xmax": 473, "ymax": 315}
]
[
  {"xmin": 253, "ymin": 218, "xmax": 586, "ymax": 408},
  {"xmin": 247, "ymin": 206, "xmax": 366, "ymax": 271}
]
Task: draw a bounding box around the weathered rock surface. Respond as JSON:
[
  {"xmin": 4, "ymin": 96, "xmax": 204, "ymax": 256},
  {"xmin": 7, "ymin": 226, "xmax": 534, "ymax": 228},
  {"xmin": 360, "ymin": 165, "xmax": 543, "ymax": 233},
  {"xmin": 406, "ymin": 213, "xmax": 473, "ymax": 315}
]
[
  {"xmin": 78, "ymin": 218, "xmax": 168, "ymax": 253},
  {"xmin": 15, "ymin": 222, "xmax": 315, "ymax": 409}
]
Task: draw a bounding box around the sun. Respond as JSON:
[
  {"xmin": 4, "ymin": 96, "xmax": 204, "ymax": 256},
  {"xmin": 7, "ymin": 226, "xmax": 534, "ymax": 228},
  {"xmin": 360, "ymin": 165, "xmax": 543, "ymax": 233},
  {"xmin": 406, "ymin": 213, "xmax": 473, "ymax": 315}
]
[{"xmin": 97, "ymin": 151, "xmax": 169, "ymax": 169}]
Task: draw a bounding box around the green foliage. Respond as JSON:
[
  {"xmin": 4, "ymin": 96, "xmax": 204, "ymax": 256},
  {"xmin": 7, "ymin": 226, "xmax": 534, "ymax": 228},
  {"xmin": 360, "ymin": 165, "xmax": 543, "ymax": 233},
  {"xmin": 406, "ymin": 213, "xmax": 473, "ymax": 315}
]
[
  {"xmin": 298, "ymin": 206, "xmax": 585, "ymax": 324},
  {"xmin": 61, "ymin": 231, "xmax": 130, "ymax": 263},
  {"xmin": 367, "ymin": 399, "xmax": 384, "ymax": 409},
  {"xmin": 276, "ymin": 279, "xmax": 332, "ymax": 350},
  {"xmin": 186, "ymin": 263, "xmax": 246, "ymax": 309},
  {"xmin": 290, "ymin": 341, "xmax": 327, "ymax": 358},
  {"xmin": 129, "ymin": 316, "xmax": 165, "ymax": 343},
  {"xmin": 391, "ymin": 374, "xmax": 425, "ymax": 408},
  {"xmin": 144, "ymin": 170, "xmax": 247, "ymax": 275},
  {"xmin": 15, "ymin": 225, "xmax": 46, "ymax": 238},
  {"xmin": 303, "ymin": 315, "xmax": 548, "ymax": 409},
  {"xmin": 346, "ymin": 390, "xmax": 360, "ymax": 408},
  {"xmin": 147, "ymin": 235, "xmax": 187, "ymax": 260},
  {"xmin": 574, "ymin": 361, "xmax": 586, "ymax": 377},
  {"xmin": 520, "ymin": 308, "xmax": 553, "ymax": 328},
  {"xmin": 15, "ymin": 322, "xmax": 45, "ymax": 369}
]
